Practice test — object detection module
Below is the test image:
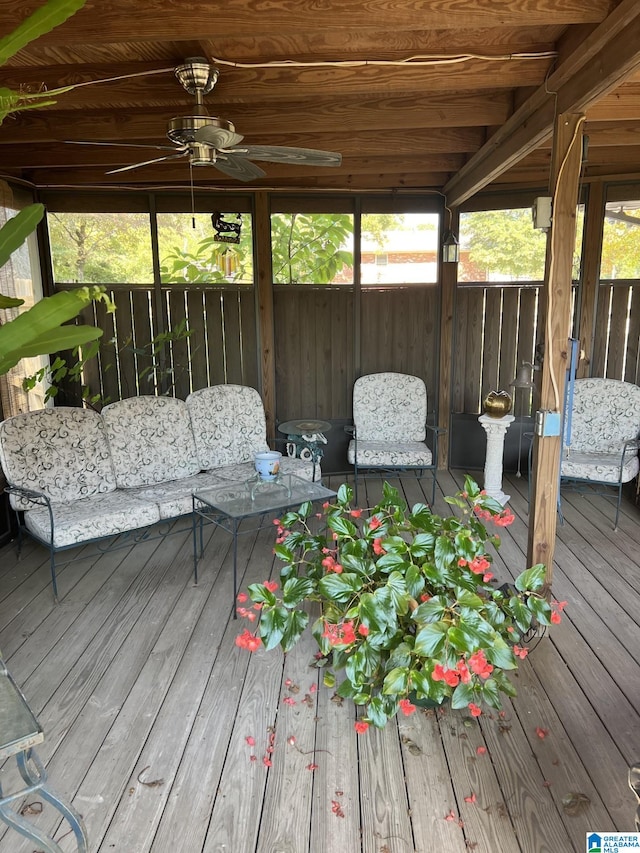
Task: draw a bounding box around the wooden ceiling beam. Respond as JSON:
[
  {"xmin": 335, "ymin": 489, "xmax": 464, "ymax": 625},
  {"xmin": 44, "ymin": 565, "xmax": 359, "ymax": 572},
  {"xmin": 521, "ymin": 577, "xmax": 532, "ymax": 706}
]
[
  {"xmin": 1, "ymin": 59, "xmax": 549, "ymax": 107},
  {"xmin": 8, "ymin": 26, "xmax": 562, "ymax": 68},
  {"xmin": 0, "ymin": 145, "xmax": 465, "ymax": 174},
  {"xmin": 4, "ymin": 1, "xmax": 609, "ymax": 45},
  {"xmin": 22, "ymin": 167, "xmax": 449, "ymax": 191},
  {"xmin": 444, "ymin": 0, "xmax": 640, "ymax": 205},
  {"xmin": 588, "ymin": 83, "xmax": 640, "ymax": 120},
  {"xmin": 0, "ymin": 125, "xmax": 483, "ymax": 155}
]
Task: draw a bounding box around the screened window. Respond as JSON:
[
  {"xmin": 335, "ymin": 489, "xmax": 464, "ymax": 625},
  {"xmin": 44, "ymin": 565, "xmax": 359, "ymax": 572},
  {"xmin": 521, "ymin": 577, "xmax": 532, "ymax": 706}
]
[
  {"xmin": 361, "ymin": 212, "xmax": 438, "ymax": 284},
  {"xmin": 158, "ymin": 212, "xmax": 253, "ymax": 284},
  {"xmin": 48, "ymin": 212, "xmax": 153, "ymax": 284},
  {"xmin": 601, "ymin": 200, "xmax": 640, "ymax": 280},
  {"xmin": 270, "ymin": 212, "xmax": 354, "ymax": 284},
  {"xmin": 459, "ymin": 208, "xmax": 547, "ymax": 282}
]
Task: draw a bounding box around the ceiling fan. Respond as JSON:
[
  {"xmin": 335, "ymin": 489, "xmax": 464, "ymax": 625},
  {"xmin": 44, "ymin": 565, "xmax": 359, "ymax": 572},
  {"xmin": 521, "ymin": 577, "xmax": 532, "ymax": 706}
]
[{"xmin": 67, "ymin": 57, "xmax": 342, "ymax": 181}]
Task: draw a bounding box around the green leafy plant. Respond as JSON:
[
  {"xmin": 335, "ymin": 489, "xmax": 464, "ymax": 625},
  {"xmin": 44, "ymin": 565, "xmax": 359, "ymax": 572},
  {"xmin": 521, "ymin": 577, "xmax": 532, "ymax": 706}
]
[
  {"xmin": 237, "ymin": 477, "xmax": 564, "ymax": 732},
  {"xmin": 0, "ymin": 0, "xmax": 111, "ymax": 381},
  {"xmin": 0, "ymin": 0, "xmax": 88, "ymax": 124}
]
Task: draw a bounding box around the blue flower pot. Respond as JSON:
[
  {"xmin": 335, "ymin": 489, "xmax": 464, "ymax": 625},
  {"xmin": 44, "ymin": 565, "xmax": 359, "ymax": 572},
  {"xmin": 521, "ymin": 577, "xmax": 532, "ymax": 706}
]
[{"xmin": 254, "ymin": 450, "xmax": 282, "ymax": 481}]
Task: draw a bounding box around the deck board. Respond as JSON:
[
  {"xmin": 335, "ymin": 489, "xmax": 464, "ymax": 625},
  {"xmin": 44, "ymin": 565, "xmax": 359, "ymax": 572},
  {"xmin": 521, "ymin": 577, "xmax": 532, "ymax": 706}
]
[{"xmin": 0, "ymin": 471, "xmax": 638, "ymax": 852}]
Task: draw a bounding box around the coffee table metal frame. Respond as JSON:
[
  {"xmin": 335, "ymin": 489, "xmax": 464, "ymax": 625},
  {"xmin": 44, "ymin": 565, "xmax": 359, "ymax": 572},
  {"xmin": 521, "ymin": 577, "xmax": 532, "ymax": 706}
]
[{"xmin": 192, "ymin": 473, "xmax": 336, "ymax": 613}]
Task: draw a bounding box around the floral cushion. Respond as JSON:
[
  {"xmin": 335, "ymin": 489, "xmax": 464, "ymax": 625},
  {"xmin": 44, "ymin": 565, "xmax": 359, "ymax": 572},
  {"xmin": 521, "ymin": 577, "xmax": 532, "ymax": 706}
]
[
  {"xmin": 24, "ymin": 490, "xmax": 160, "ymax": 549},
  {"xmin": 561, "ymin": 450, "xmax": 639, "ymax": 484},
  {"xmin": 353, "ymin": 373, "xmax": 427, "ymax": 442},
  {"xmin": 132, "ymin": 470, "xmax": 229, "ymax": 519},
  {"xmin": 565, "ymin": 378, "xmax": 640, "ymax": 453},
  {"xmin": 186, "ymin": 385, "xmax": 269, "ymax": 469},
  {"xmin": 347, "ymin": 440, "xmax": 432, "ymax": 468},
  {"xmin": 102, "ymin": 396, "xmax": 200, "ymax": 488},
  {"xmin": 0, "ymin": 407, "xmax": 116, "ymax": 511},
  {"xmin": 213, "ymin": 455, "xmax": 317, "ymax": 483}
]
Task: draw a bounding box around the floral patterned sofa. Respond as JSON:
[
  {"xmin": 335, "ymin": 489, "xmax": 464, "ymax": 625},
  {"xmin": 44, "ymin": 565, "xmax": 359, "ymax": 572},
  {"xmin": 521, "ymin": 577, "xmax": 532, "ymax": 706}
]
[
  {"xmin": 0, "ymin": 385, "xmax": 313, "ymax": 598},
  {"xmin": 559, "ymin": 377, "xmax": 640, "ymax": 527}
]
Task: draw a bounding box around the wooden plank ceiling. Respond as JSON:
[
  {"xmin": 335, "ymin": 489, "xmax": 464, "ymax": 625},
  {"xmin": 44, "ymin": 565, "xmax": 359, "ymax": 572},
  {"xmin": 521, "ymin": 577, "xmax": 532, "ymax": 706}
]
[{"xmin": 2, "ymin": 0, "xmax": 640, "ymax": 202}]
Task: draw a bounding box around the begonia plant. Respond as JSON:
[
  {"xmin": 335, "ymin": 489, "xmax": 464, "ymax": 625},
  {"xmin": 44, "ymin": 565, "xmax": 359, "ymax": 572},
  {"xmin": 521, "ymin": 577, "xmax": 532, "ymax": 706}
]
[{"xmin": 236, "ymin": 476, "xmax": 564, "ymax": 731}]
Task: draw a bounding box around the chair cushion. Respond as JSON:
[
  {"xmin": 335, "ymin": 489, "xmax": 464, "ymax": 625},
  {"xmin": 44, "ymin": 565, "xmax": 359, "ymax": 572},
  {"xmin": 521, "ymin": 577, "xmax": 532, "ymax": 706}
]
[
  {"xmin": 353, "ymin": 373, "xmax": 427, "ymax": 442},
  {"xmin": 561, "ymin": 451, "xmax": 639, "ymax": 485},
  {"xmin": 24, "ymin": 491, "xmax": 160, "ymax": 549},
  {"xmin": 347, "ymin": 440, "xmax": 432, "ymax": 468},
  {"xmin": 212, "ymin": 456, "xmax": 317, "ymax": 483},
  {"xmin": 0, "ymin": 407, "xmax": 116, "ymax": 511},
  {"xmin": 132, "ymin": 470, "xmax": 229, "ymax": 519},
  {"xmin": 102, "ymin": 396, "xmax": 200, "ymax": 488},
  {"xmin": 186, "ymin": 385, "xmax": 269, "ymax": 469},
  {"xmin": 566, "ymin": 378, "xmax": 640, "ymax": 453}
]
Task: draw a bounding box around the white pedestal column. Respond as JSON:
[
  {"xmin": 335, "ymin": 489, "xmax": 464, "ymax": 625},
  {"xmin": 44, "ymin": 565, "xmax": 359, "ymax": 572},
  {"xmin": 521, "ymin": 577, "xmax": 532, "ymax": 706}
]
[{"xmin": 479, "ymin": 414, "xmax": 515, "ymax": 506}]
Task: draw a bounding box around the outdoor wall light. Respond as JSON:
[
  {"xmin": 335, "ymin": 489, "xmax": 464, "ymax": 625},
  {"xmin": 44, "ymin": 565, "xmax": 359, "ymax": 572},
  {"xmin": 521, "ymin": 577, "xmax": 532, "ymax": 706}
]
[{"xmin": 442, "ymin": 230, "xmax": 460, "ymax": 263}]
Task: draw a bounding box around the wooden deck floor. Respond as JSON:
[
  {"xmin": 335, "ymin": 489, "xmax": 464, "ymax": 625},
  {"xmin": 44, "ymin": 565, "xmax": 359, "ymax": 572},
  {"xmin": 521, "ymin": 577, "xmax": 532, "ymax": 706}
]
[{"xmin": 0, "ymin": 471, "xmax": 639, "ymax": 853}]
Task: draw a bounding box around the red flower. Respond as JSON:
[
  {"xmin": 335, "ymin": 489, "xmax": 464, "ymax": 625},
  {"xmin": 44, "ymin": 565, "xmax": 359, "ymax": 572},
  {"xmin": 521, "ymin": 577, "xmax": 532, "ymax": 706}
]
[
  {"xmin": 322, "ymin": 501, "xmax": 330, "ymax": 509},
  {"xmin": 322, "ymin": 620, "xmax": 356, "ymax": 647},
  {"xmin": 368, "ymin": 516, "xmax": 382, "ymax": 531},
  {"xmin": 495, "ymin": 508, "xmax": 515, "ymax": 527},
  {"xmin": 551, "ymin": 611, "xmax": 561, "ymax": 624},
  {"xmin": 235, "ymin": 630, "xmax": 262, "ymax": 651},
  {"xmin": 263, "ymin": 580, "xmax": 278, "ymax": 592},
  {"xmin": 468, "ymin": 649, "xmax": 493, "ymax": 679},
  {"xmin": 283, "ymin": 696, "xmax": 296, "ymax": 706},
  {"xmin": 464, "ymin": 792, "xmax": 477, "ymax": 803},
  {"xmin": 358, "ymin": 623, "xmax": 369, "ymax": 637},
  {"xmin": 468, "ymin": 556, "xmax": 490, "ymax": 575},
  {"xmin": 420, "ymin": 593, "xmax": 431, "ymax": 602},
  {"xmin": 354, "ymin": 720, "xmax": 369, "ymax": 734},
  {"xmin": 513, "ymin": 645, "xmax": 528, "ymax": 659},
  {"xmin": 373, "ymin": 537, "xmax": 386, "ymax": 556},
  {"xmin": 535, "ymin": 726, "xmax": 549, "ymax": 739},
  {"xmin": 431, "ymin": 663, "xmax": 445, "ymax": 682},
  {"xmin": 245, "ymin": 735, "xmax": 255, "ymax": 746},
  {"xmin": 483, "ymin": 572, "xmax": 494, "ymax": 583},
  {"xmin": 468, "ymin": 702, "xmax": 482, "ymax": 717},
  {"xmin": 456, "ymin": 659, "xmax": 471, "ymax": 684},
  {"xmin": 444, "ymin": 669, "xmax": 460, "ymax": 688},
  {"xmin": 237, "ymin": 591, "xmax": 248, "ymax": 603},
  {"xmin": 476, "ymin": 746, "xmax": 487, "ymax": 755},
  {"xmin": 349, "ymin": 509, "xmax": 362, "ymax": 518},
  {"xmin": 306, "ymin": 763, "xmax": 319, "ymax": 771},
  {"xmin": 399, "ymin": 698, "xmax": 417, "ymax": 716}
]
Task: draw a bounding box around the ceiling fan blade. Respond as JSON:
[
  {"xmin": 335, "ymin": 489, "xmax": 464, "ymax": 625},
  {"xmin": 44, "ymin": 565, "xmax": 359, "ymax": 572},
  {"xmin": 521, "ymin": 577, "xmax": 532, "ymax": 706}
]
[
  {"xmin": 226, "ymin": 145, "xmax": 342, "ymax": 167},
  {"xmin": 214, "ymin": 153, "xmax": 266, "ymax": 182},
  {"xmin": 66, "ymin": 140, "xmax": 182, "ymax": 152},
  {"xmin": 195, "ymin": 126, "xmax": 245, "ymax": 148},
  {"xmin": 106, "ymin": 152, "xmax": 188, "ymax": 174}
]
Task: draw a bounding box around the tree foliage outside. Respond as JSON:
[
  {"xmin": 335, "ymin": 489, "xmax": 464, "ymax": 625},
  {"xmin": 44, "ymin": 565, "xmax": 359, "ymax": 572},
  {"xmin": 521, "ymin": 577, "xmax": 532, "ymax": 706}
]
[
  {"xmin": 460, "ymin": 209, "xmax": 547, "ymax": 281},
  {"xmin": 158, "ymin": 212, "xmax": 253, "ymax": 284},
  {"xmin": 271, "ymin": 213, "xmax": 353, "ymax": 284},
  {"xmin": 601, "ymin": 204, "xmax": 640, "ymax": 279},
  {"xmin": 460, "ymin": 206, "xmax": 585, "ymax": 282},
  {"xmin": 48, "ymin": 212, "xmax": 154, "ymax": 283}
]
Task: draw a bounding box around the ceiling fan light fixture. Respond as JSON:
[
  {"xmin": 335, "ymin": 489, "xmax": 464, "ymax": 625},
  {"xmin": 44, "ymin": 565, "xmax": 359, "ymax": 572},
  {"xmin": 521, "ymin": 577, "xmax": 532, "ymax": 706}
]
[{"xmin": 189, "ymin": 143, "xmax": 218, "ymax": 167}]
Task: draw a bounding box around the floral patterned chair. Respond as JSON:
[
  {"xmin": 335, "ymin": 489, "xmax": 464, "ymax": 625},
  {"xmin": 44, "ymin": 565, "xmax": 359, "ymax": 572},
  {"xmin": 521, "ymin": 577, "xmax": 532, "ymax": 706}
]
[
  {"xmin": 558, "ymin": 377, "xmax": 640, "ymax": 528},
  {"xmin": 346, "ymin": 372, "xmax": 442, "ymax": 504}
]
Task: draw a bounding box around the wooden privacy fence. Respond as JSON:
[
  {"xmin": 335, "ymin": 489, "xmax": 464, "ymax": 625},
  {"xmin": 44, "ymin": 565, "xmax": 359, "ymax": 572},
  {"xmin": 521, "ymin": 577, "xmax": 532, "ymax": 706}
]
[
  {"xmin": 453, "ymin": 283, "xmax": 543, "ymax": 415},
  {"xmin": 58, "ymin": 277, "xmax": 636, "ymax": 424},
  {"xmin": 593, "ymin": 281, "xmax": 640, "ymax": 384},
  {"xmin": 70, "ymin": 283, "xmax": 257, "ymax": 406}
]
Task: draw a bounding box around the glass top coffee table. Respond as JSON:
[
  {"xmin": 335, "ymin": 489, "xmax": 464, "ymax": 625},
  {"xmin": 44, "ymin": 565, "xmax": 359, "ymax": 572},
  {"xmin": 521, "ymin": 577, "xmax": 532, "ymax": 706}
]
[{"xmin": 192, "ymin": 473, "xmax": 336, "ymax": 613}]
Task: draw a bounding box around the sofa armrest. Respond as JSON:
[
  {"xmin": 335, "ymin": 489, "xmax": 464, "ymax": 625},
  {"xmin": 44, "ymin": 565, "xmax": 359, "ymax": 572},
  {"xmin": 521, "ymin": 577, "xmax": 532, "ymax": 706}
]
[{"xmin": 4, "ymin": 484, "xmax": 52, "ymax": 511}]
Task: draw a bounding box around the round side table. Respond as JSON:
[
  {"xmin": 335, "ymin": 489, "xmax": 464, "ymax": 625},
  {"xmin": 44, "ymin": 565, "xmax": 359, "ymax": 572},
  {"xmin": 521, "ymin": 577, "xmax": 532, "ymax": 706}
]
[{"xmin": 277, "ymin": 419, "xmax": 332, "ymax": 481}]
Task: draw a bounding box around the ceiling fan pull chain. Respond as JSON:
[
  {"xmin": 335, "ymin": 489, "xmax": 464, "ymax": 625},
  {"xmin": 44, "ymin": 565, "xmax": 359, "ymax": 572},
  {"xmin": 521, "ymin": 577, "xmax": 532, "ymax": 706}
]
[{"xmin": 189, "ymin": 158, "xmax": 196, "ymax": 229}]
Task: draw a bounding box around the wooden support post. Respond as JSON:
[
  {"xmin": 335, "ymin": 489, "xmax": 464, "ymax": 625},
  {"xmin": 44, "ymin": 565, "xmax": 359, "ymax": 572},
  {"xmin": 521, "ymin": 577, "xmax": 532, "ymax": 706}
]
[
  {"xmin": 527, "ymin": 112, "xmax": 585, "ymax": 586},
  {"xmin": 254, "ymin": 192, "xmax": 276, "ymax": 441},
  {"xmin": 437, "ymin": 208, "xmax": 458, "ymax": 469},
  {"xmin": 576, "ymin": 181, "xmax": 604, "ymax": 378}
]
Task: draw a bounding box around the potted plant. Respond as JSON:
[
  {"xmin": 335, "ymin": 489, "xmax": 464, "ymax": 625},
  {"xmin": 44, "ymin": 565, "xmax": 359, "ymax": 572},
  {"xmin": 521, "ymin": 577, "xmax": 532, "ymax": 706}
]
[{"xmin": 236, "ymin": 476, "xmax": 565, "ymax": 732}]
